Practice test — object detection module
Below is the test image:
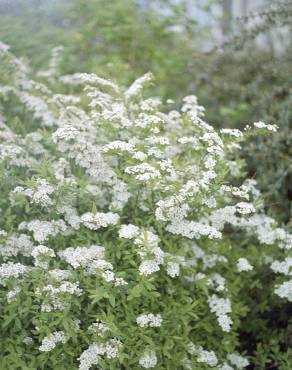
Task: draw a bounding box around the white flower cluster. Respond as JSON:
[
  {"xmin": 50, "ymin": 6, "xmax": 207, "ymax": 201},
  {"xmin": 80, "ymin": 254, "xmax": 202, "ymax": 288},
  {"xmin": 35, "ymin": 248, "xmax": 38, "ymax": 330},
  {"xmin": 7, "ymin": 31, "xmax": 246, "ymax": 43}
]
[
  {"xmin": 16, "ymin": 91, "xmax": 55, "ymax": 127},
  {"xmin": 271, "ymin": 257, "xmax": 292, "ymax": 276},
  {"xmin": 52, "ymin": 109, "xmax": 115, "ymax": 182},
  {"xmin": 53, "ymin": 158, "xmax": 77, "ymax": 186},
  {"xmin": 218, "ymin": 363, "xmax": 234, "ymax": 370},
  {"xmin": 60, "ymin": 72, "xmax": 119, "ymax": 92},
  {"xmin": 58, "ymin": 245, "xmax": 105, "ymax": 268},
  {"xmin": 119, "ymin": 225, "xmax": 166, "ymax": 276},
  {"xmin": 136, "ymin": 313, "xmax": 162, "ymax": 328},
  {"xmin": 23, "ymin": 336, "xmax": 33, "ymax": 345},
  {"xmin": 227, "ymin": 353, "xmax": 249, "ymax": 369},
  {"xmin": 81, "ymin": 212, "xmax": 119, "ymax": 230},
  {"xmin": 253, "ymin": 121, "xmax": 278, "ymax": 132},
  {"xmin": 36, "ymin": 280, "xmax": 82, "ymax": 312},
  {"xmin": 7, "ymin": 286, "xmax": 21, "ymax": 303},
  {"xmin": 220, "ymin": 128, "xmax": 243, "ymax": 138},
  {"xmin": 135, "ymin": 231, "xmax": 165, "ymax": 276},
  {"xmin": 235, "ymin": 202, "xmax": 255, "ymax": 215},
  {"xmin": 197, "ymin": 347, "xmax": 218, "ymax": 367},
  {"xmin": 39, "ymin": 331, "xmax": 67, "ymax": 352},
  {"xmin": 187, "ymin": 344, "xmax": 249, "ymax": 369},
  {"xmin": 188, "ymin": 245, "xmax": 228, "ymax": 272},
  {"xmin": 59, "ymin": 205, "xmax": 81, "ymax": 229},
  {"xmin": 208, "ymin": 294, "xmax": 233, "ymax": 332},
  {"xmin": 103, "ymin": 140, "xmax": 135, "ymax": 154},
  {"xmin": 12, "ymin": 178, "xmax": 55, "ymax": 207},
  {"xmin": 125, "ymin": 163, "xmax": 161, "ymax": 182},
  {"xmin": 166, "ymin": 220, "xmax": 222, "ymax": 240},
  {"xmin": 0, "ymin": 143, "xmax": 27, "ymax": 166},
  {"xmin": 78, "ymin": 339, "xmax": 122, "ymax": 370},
  {"xmin": 110, "ymin": 180, "xmax": 131, "ymax": 210},
  {"xmin": 0, "ymin": 262, "xmax": 29, "ymax": 286},
  {"xmin": 241, "ymin": 214, "xmax": 292, "ymax": 250},
  {"xmin": 0, "ymin": 233, "xmax": 34, "ymax": 257},
  {"xmin": 208, "ymin": 273, "xmax": 226, "ymax": 292},
  {"xmin": 58, "ymin": 245, "xmax": 127, "ymax": 286},
  {"xmin": 237, "ymin": 258, "xmax": 253, "ymax": 272},
  {"xmin": 181, "ymin": 95, "xmax": 205, "ymax": 117},
  {"xmin": 274, "ymin": 281, "xmax": 292, "ymax": 302},
  {"xmin": 31, "ymin": 245, "xmax": 55, "ymax": 269},
  {"xmin": 125, "ymin": 72, "xmax": 153, "ymax": 100},
  {"xmin": 187, "ymin": 343, "xmax": 218, "ymax": 367},
  {"xmin": 88, "ymin": 319, "xmax": 109, "ymax": 337},
  {"xmin": 48, "ymin": 269, "xmax": 72, "ymax": 281},
  {"xmin": 37, "ymin": 45, "xmax": 64, "ymax": 82},
  {"xmin": 139, "ymin": 350, "xmax": 158, "ymax": 369},
  {"xmin": 166, "ymin": 261, "xmax": 180, "ymax": 277},
  {"xmin": 19, "ymin": 219, "xmax": 67, "ymax": 243},
  {"xmin": 118, "ymin": 224, "xmax": 140, "ymax": 239}
]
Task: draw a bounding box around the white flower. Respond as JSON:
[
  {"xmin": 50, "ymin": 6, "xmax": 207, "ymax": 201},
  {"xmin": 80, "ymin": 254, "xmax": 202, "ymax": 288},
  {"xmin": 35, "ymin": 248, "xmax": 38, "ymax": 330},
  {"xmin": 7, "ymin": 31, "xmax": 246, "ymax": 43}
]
[
  {"xmin": 125, "ymin": 72, "xmax": 153, "ymax": 100},
  {"xmin": 139, "ymin": 350, "xmax": 157, "ymax": 368},
  {"xmin": 218, "ymin": 362, "xmax": 234, "ymax": 370},
  {"xmin": 48, "ymin": 269, "xmax": 72, "ymax": 281},
  {"xmin": 58, "ymin": 245, "xmax": 105, "ymax": 269},
  {"xmin": 28, "ymin": 178, "xmax": 55, "ymax": 207},
  {"xmin": 0, "ymin": 262, "xmax": 29, "ymax": 286},
  {"xmin": 188, "ymin": 344, "xmax": 218, "ymax": 367},
  {"xmin": 220, "ymin": 128, "xmax": 243, "ymax": 138},
  {"xmin": 271, "ymin": 257, "xmax": 292, "ymax": 275},
  {"xmin": 78, "ymin": 339, "xmax": 122, "ymax": 370},
  {"xmin": 0, "ymin": 233, "xmax": 34, "ymax": 258},
  {"xmin": 217, "ymin": 314, "xmax": 233, "ymax": 332},
  {"xmin": 88, "ymin": 319, "xmax": 109, "ymax": 337},
  {"xmin": 7, "ymin": 286, "xmax": 21, "ymax": 303},
  {"xmin": 32, "ymin": 245, "xmax": 55, "ymax": 268},
  {"xmin": 236, "ymin": 202, "xmax": 255, "ymax": 215},
  {"xmin": 237, "ymin": 258, "xmax": 253, "ymax": 272},
  {"xmin": 81, "ymin": 212, "xmax": 119, "ymax": 230},
  {"xmin": 60, "ymin": 73, "xmax": 119, "ymax": 92},
  {"xmin": 209, "ymin": 273, "xmax": 226, "ymax": 292},
  {"xmin": 166, "ymin": 220, "xmax": 222, "ymax": 240},
  {"xmin": 274, "ymin": 281, "xmax": 292, "ymax": 301},
  {"xmin": 23, "ymin": 337, "xmax": 33, "ymax": 345},
  {"xmin": 139, "ymin": 260, "xmax": 160, "ymax": 275},
  {"xmin": 208, "ymin": 295, "xmax": 232, "ymax": 332},
  {"xmin": 19, "ymin": 219, "xmax": 67, "ymax": 242},
  {"xmin": 37, "ymin": 281, "xmax": 82, "ymax": 312},
  {"xmin": 181, "ymin": 95, "xmax": 205, "ymax": 117},
  {"xmin": 197, "ymin": 347, "xmax": 218, "ymax": 367},
  {"xmin": 125, "ymin": 163, "xmax": 161, "ymax": 181},
  {"xmin": 59, "ymin": 206, "xmax": 81, "ymax": 229},
  {"xmin": 39, "ymin": 331, "xmax": 67, "ymax": 352},
  {"xmin": 253, "ymin": 121, "xmax": 278, "ymax": 132},
  {"xmin": 166, "ymin": 262, "xmax": 180, "ymax": 277},
  {"xmin": 103, "ymin": 140, "xmax": 135, "ymax": 154},
  {"xmin": 136, "ymin": 313, "xmax": 162, "ymax": 328},
  {"xmin": 227, "ymin": 353, "xmax": 249, "ymax": 369},
  {"xmin": 118, "ymin": 224, "xmax": 140, "ymax": 239}
]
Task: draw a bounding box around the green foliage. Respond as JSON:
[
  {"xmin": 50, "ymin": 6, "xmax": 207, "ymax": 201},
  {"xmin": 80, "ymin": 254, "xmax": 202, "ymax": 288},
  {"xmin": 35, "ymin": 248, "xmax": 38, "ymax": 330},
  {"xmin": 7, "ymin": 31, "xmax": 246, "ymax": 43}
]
[{"xmin": 0, "ymin": 1, "xmax": 70, "ymax": 71}]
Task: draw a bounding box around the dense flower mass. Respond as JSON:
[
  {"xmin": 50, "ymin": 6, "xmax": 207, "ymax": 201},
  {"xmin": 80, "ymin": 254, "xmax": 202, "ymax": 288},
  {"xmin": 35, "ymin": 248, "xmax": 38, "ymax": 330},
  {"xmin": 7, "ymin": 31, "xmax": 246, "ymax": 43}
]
[{"xmin": 0, "ymin": 43, "xmax": 291, "ymax": 369}]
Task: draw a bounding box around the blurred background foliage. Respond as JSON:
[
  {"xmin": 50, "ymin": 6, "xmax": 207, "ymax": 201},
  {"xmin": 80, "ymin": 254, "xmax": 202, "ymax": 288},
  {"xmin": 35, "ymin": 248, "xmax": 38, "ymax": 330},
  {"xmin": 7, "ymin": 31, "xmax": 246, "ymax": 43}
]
[{"xmin": 0, "ymin": 3, "xmax": 291, "ymax": 366}]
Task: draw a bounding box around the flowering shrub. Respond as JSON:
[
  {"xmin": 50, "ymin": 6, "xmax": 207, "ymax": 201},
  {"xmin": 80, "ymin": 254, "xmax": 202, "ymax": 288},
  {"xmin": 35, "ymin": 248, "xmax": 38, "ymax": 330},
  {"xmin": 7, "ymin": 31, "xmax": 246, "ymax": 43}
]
[{"xmin": 0, "ymin": 42, "xmax": 291, "ymax": 369}]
